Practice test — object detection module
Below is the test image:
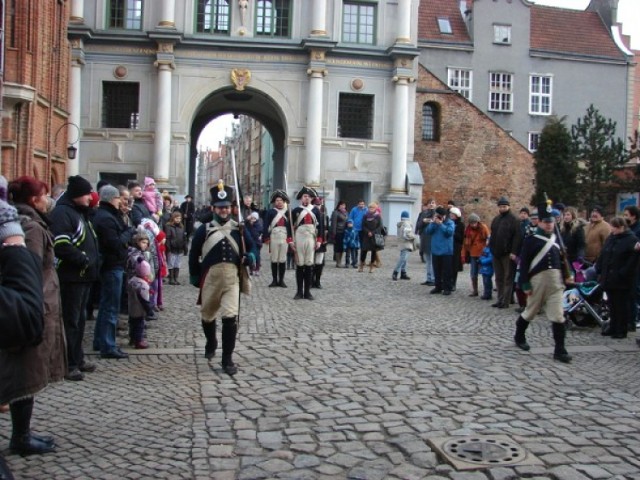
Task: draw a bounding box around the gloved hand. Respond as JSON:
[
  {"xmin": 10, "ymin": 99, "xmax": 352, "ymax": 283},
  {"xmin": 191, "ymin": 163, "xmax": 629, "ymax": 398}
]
[
  {"xmin": 190, "ymin": 275, "xmax": 200, "ymax": 287},
  {"xmin": 242, "ymin": 252, "xmax": 256, "ymax": 268}
]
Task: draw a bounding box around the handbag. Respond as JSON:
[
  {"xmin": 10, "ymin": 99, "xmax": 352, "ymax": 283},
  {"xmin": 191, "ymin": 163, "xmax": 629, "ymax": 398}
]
[{"xmin": 374, "ymin": 233, "xmax": 385, "ymax": 249}]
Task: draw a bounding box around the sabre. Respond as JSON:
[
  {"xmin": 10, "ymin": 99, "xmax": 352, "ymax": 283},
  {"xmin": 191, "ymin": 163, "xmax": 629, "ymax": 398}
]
[
  {"xmin": 283, "ymin": 171, "xmax": 299, "ymax": 265},
  {"xmin": 230, "ymin": 148, "xmax": 250, "ymax": 294}
]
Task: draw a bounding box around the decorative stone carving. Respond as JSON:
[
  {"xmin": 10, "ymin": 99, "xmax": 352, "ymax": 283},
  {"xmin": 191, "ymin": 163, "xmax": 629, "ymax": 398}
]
[
  {"xmin": 114, "ymin": 65, "xmax": 128, "ymax": 79},
  {"xmin": 231, "ymin": 68, "xmax": 252, "ymax": 91}
]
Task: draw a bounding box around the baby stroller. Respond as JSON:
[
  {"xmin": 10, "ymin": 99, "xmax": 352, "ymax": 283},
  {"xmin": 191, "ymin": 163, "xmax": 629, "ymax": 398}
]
[{"xmin": 562, "ymin": 260, "xmax": 609, "ymax": 329}]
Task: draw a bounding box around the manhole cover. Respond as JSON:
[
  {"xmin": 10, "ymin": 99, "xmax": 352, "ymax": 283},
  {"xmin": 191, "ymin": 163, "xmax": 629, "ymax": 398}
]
[{"xmin": 443, "ymin": 437, "xmax": 526, "ymax": 465}]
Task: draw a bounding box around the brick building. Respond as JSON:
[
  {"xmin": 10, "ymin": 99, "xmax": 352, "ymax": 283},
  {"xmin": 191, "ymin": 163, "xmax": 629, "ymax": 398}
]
[
  {"xmin": 1, "ymin": 0, "xmax": 71, "ymax": 185},
  {"xmin": 415, "ymin": 64, "xmax": 534, "ymax": 220}
]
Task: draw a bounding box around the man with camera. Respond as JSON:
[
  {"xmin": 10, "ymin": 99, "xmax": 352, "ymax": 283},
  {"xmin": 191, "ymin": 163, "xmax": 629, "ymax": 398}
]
[{"xmin": 426, "ymin": 206, "xmax": 455, "ymax": 295}]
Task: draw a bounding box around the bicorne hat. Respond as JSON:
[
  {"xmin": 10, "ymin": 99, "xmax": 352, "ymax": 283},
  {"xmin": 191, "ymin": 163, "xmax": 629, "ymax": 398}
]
[
  {"xmin": 296, "ymin": 186, "xmax": 318, "ymax": 200},
  {"xmin": 210, "ymin": 180, "xmax": 234, "ymax": 207},
  {"xmin": 270, "ymin": 189, "xmax": 290, "ymax": 204}
]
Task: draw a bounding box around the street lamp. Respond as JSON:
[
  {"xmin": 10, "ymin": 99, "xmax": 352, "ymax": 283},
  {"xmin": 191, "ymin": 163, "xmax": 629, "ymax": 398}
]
[{"xmin": 53, "ymin": 122, "xmax": 81, "ymax": 159}]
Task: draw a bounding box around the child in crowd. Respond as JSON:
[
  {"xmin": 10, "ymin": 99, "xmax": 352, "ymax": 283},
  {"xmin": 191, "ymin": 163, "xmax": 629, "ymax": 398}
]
[
  {"xmin": 392, "ymin": 211, "xmax": 416, "ymax": 281},
  {"xmin": 343, "ymin": 219, "xmax": 360, "ymax": 268},
  {"xmin": 246, "ymin": 211, "xmax": 263, "ymax": 276},
  {"xmin": 164, "ymin": 211, "xmax": 186, "ymax": 284},
  {"xmin": 128, "ymin": 231, "xmax": 158, "ymax": 320},
  {"xmin": 141, "ymin": 218, "xmax": 163, "ymax": 313},
  {"xmin": 142, "ymin": 177, "xmax": 163, "ymax": 222},
  {"xmin": 478, "ymin": 246, "xmax": 494, "ymax": 300},
  {"xmin": 128, "ymin": 258, "xmax": 154, "ymax": 349}
]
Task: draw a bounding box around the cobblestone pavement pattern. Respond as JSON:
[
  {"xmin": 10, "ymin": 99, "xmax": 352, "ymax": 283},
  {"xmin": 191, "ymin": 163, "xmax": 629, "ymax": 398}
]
[{"xmin": 2, "ymin": 241, "xmax": 640, "ymax": 479}]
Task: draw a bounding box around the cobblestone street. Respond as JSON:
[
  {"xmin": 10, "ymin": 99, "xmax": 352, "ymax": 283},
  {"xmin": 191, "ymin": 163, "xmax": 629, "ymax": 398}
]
[{"xmin": 1, "ymin": 242, "xmax": 639, "ymax": 479}]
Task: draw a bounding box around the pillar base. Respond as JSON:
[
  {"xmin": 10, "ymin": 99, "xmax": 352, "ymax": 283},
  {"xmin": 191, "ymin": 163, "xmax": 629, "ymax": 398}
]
[{"xmin": 378, "ymin": 192, "xmax": 418, "ymax": 231}]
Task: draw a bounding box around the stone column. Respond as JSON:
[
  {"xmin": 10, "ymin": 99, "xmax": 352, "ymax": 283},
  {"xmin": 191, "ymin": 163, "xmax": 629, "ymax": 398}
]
[
  {"xmin": 311, "ymin": 0, "xmax": 327, "ymax": 36},
  {"xmin": 396, "ymin": 0, "xmax": 412, "ymax": 43},
  {"xmin": 67, "ymin": 39, "xmax": 84, "ymax": 176},
  {"xmin": 390, "ymin": 75, "xmax": 411, "ymax": 193},
  {"xmin": 154, "ymin": 43, "xmax": 175, "ymax": 183},
  {"xmin": 305, "ymin": 64, "xmax": 326, "ymax": 186},
  {"xmin": 159, "ymin": 0, "xmax": 176, "ymax": 27},
  {"xmin": 70, "ymin": 0, "xmax": 84, "ymax": 23}
]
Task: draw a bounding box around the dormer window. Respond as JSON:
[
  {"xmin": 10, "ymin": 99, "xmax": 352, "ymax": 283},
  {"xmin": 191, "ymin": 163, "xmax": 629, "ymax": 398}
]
[
  {"xmin": 437, "ymin": 17, "xmax": 452, "ymax": 34},
  {"xmin": 493, "ymin": 24, "xmax": 511, "ymax": 44}
]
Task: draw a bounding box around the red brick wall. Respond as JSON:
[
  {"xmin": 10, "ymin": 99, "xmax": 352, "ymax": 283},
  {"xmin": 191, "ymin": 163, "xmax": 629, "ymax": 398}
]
[
  {"xmin": 414, "ymin": 65, "xmax": 535, "ymax": 223},
  {"xmin": 1, "ymin": 0, "xmax": 71, "ymax": 184}
]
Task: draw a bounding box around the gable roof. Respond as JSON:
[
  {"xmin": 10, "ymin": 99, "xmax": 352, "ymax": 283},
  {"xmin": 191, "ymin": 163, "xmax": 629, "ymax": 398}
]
[
  {"xmin": 418, "ymin": 0, "xmax": 626, "ymax": 60},
  {"xmin": 530, "ymin": 5, "xmax": 626, "ymax": 60},
  {"xmin": 418, "ymin": 0, "xmax": 472, "ymax": 45}
]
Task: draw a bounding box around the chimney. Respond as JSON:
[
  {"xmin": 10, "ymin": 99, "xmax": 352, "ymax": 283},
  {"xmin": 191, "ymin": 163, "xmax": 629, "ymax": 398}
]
[{"xmin": 586, "ymin": 0, "xmax": 618, "ymax": 28}]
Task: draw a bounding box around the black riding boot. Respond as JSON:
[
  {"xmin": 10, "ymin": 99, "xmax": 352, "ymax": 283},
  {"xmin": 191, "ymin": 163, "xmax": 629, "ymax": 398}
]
[
  {"xmin": 313, "ymin": 264, "xmax": 323, "ymax": 289},
  {"xmin": 201, "ymin": 320, "xmax": 218, "ymax": 360},
  {"xmin": 269, "ymin": 263, "xmax": 279, "ymax": 287},
  {"xmin": 304, "ymin": 266, "xmax": 314, "ymax": 300},
  {"xmin": 514, "ymin": 316, "xmax": 530, "ymax": 351},
  {"xmin": 221, "ymin": 317, "xmax": 238, "ymax": 375},
  {"xmin": 10, "ymin": 398, "xmax": 55, "ymax": 456},
  {"xmin": 294, "ymin": 267, "xmax": 304, "ymax": 299},
  {"xmin": 552, "ymin": 322, "xmax": 572, "ymax": 363},
  {"xmin": 278, "ymin": 262, "xmax": 287, "ymax": 288}
]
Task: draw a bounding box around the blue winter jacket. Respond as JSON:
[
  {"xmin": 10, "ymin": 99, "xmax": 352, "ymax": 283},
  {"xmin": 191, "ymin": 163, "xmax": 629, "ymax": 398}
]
[
  {"xmin": 348, "ymin": 206, "xmax": 367, "ymax": 233},
  {"xmin": 426, "ymin": 218, "xmax": 454, "ymax": 256},
  {"xmin": 479, "ymin": 247, "xmax": 494, "ymax": 276}
]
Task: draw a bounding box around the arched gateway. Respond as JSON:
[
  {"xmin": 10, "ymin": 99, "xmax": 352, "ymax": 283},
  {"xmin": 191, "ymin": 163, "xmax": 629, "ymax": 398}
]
[{"xmin": 68, "ymin": 0, "xmax": 423, "ymax": 224}]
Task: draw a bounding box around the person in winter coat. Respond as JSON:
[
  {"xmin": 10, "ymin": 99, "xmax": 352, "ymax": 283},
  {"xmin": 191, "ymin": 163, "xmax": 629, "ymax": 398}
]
[
  {"xmin": 330, "ymin": 200, "xmax": 348, "ymax": 267},
  {"xmin": 392, "ymin": 211, "xmax": 416, "ymax": 280},
  {"xmin": 426, "ymin": 206, "xmax": 455, "ymax": 295},
  {"xmin": 2, "ymin": 178, "xmax": 65, "ymax": 457},
  {"xmin": 462, "ymin": 213, "xmax": 490, "ymax": 297},
  {"xmin": 359, "ymin": 202, "xmax": 383, "ymax": 273},
  {"xmin": 342, "ymin": 219, "xmax": 360, "ymax": 268},
  {"xmin": 478, "ymin": 246, "xmax": 494, "ymax": 300},
  {"xmin": 128, "ymin": 258, "xmax": 155, "ymax": 349},
  {"xmin": 488, "ymin": 196, "xmax": 521, "ymax": 309},
  {"xmin": 164, "ymin": 210, "xmax": 186, "ymax": 284},
  {"xmin": 595, "ymin": 217, "xmax": 640, "ymax": 338},
  {"xmin": 48, "ymin": 176, "xmax": 100, "ymax": 381},
  {"xmin": 449, "ymin": 207, "xmax": 465, "ymax": 291},
  {"xmin": 416, "ymin": 199, "xmax": 436, "ymax": 285},
  {"xmin": 92, "ymin": 185, "xmax": 135, "ymax": 359}
]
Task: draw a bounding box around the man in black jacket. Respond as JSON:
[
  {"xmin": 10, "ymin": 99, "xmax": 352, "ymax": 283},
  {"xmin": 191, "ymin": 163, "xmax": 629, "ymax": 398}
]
[
  {"xmin": 92, "ymin": 185, "xmax": 135, "ymax": 359},
  {"xmin": 128, "ymin": 181, "xmax": 151, "ymax": 227},
  {"xmin": 489, "ymin": 196, "xmax": 521, "ymax": 309},
  {"xmin": 49, "ymin": 176, "xmax": 100, "ymax": 381}
]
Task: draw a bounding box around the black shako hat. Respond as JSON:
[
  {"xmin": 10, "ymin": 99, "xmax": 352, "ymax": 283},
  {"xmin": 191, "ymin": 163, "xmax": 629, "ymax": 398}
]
[
  {"xmin": 296, "ymin": 186, "xmax": 318, "ymax": 200},
  {"xmin": 537, "ymin": 201, "xmax": 555, "ymax": 223},
  {"xmin": 270, "ymin": 189, "xmax": 290, "ymax": 204},
  {"xmin": 210, "ymin": 180, "xmax": 234, "ymax": 207}
]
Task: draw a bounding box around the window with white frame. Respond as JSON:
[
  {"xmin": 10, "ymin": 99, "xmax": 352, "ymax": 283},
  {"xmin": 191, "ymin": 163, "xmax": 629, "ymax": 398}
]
[
  {"xmin": 488, "ymin": 72, "xmax": 513, "ymax": 112},
  {"xmin": 342, "ymin": 1, "xmax": 376, "ymax": 45},
  {"xmin": 437, "ymin": 17, "xmax": 452, "ymax": 34},
  {"xmin": 108, "ymin": 0, "xmax": 142, "ymax": 29},
  {"xmin": 529, "ymin": 75, "xmax": 552, "ymax": 115},
  {"xmin": 493, "ymin": 24, "xmax": 511, "ymax": 44},
  {"xmin": 447, "ymin": 68, "xmax": 472, "ymax": 100},
  {"xmin": 528, "ymin": 132, "xmax": 541, "ymax": 152}
]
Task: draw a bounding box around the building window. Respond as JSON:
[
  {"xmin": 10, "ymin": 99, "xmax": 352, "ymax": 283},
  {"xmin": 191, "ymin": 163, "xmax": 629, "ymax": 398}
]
[
  {"xmin": 493, "ymin": 24, "xmax": 511, "ymax": 44},
  {"xmin": 422, "ymin": 103, "xmax": 440, "ymax": 142},
  {"xmin": 489, "ymin": 72, "xmax": 513, "ymax": 112},
  {"xmin": 108, "ymin": 0, "xmax": 142, "ymax": 29},
  {"xmin": 338, "ymin": 93, "xmax": 374, "ymax": 139},
  {"xmin": 195, "ymin": 0, "xmax": 230, "ymax": 34},
  {"xmin": 529, "ymin": 75, "xmax": 552, "ymax": 115},
  {"xmin": 447, "ymin": 68, "xmax": 472, "ymax": 101},
  {"xmin": 342, "ymin": 2, "xmax": 376, "ymax": 45},
  {"xmin": 528, "ymin": 132, "xmax": 541, "ymax": 152},
  {"xmin": 256, "ymin": 0, "xmax": 291, "ymax": 38},
  {"xmin": 437, "ymin": 17, "xmax": 452, "ymax": 34},
  {"xmin": 102, "ymin": 82, "xmax": 140, "ymax": 129}
]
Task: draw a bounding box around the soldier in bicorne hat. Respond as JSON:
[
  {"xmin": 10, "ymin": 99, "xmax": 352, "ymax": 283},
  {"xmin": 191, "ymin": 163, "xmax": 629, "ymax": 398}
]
[
  {"xmin": 513, "ymin": 200, "xmax": 572, "ymax": 363},
  {"xmin": 263, "ymin": 189, "xmax": 292, "ymax": 288},
  {"xmin": 188, "ymin": 180, "xmax": 255, "ymax": 375},
  {"xmin": 291, "ymin": 186, "xmax": 324, "ymax": 300}
]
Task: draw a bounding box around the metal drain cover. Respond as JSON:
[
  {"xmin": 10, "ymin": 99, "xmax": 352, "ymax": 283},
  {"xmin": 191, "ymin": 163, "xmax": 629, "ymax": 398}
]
[{"xmin": 427, "ymin": 435, "xmax": 542, "ymax": 471}]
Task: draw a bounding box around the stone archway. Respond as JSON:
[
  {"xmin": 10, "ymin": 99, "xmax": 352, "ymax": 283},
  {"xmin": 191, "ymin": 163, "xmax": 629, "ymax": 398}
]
[{"xmin": 189, "ymin": 86, "xmax": 288, "ymax": 196}]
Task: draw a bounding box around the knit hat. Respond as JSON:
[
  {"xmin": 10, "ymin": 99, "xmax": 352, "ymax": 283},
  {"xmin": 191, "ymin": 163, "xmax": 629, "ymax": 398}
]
[
  {"xmin": 0, "ymin": 199, "xmax": 25, "ymax": 243},
  {"xmin": 135, "ymin": 257, "xmax": 152, "ymax": 278},
  {"xmin": 0, "ymin": 175, "xmax": 7, "ymax": 202},
  {"xmin": 99, "ymin": 185, "xmax": 120, "ymax": 203},
  {"xmin": 519, "ymin": 207, "xmax": 530, "ymax": 215},
  {"xmin": 144, "ymin": 177, "xmax": 156, "ymax": 188},
  {"xmin": 449, "ymin": 207, "xmax": 462, "ymax": 218},
  {"xmin": 249, "ymin": 211, "xmax": 259, "ymax": 221},
  {"xmin": 66, "ymin": 175, "xmax": 93, "ymax": 198},
  {"xmin": 89, "ymin": 192, "xmax": 100, "ymax": 208},
  {"xmin": 468, "ymin": 213, "xmax": 480, "ymax": 223},
  {"xmin": 497, "ymin": 196, "xmax": 510, "ymax": 206},
  {"xmin": 401, "ymin": 210, "xmax": 410, "ymax": 219}
]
